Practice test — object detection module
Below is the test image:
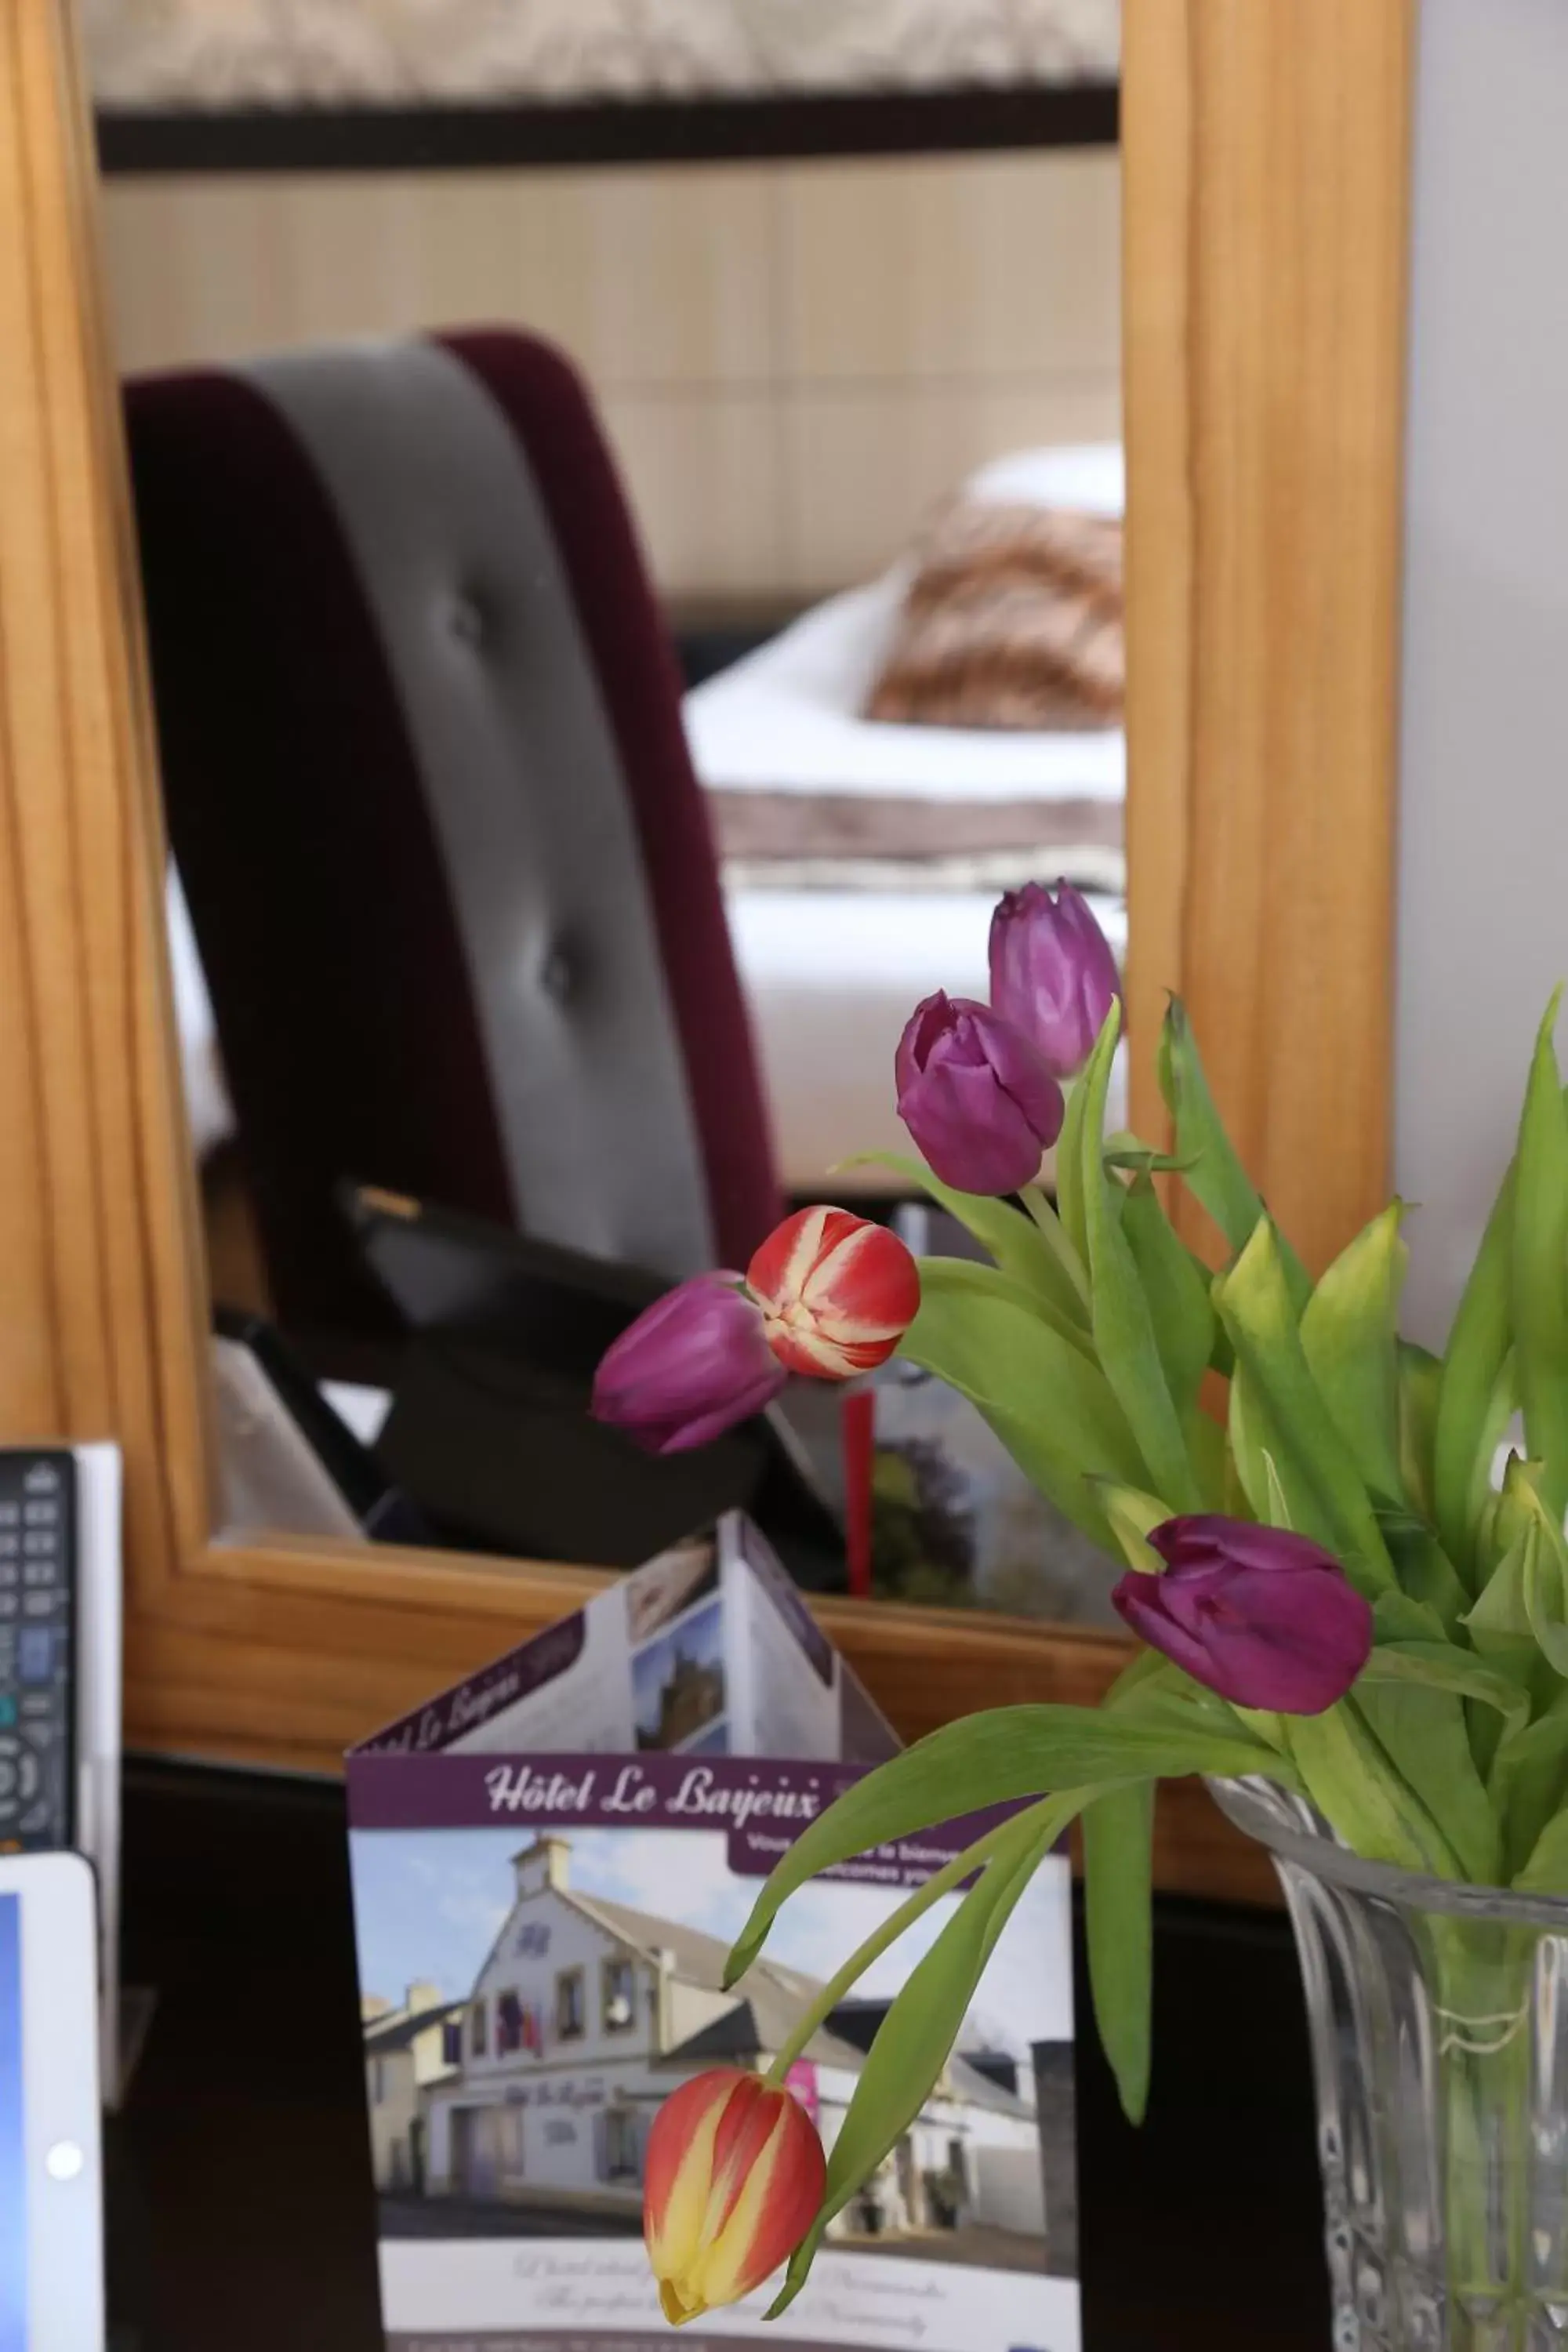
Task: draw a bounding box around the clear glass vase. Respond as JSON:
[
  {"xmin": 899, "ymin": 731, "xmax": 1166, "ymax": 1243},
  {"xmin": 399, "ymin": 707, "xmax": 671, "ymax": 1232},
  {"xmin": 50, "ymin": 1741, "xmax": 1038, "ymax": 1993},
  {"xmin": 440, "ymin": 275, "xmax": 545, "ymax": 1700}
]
[{"xmin": 1210, "ymin": 1777, "xmax": 1568, "ymax": 2351}]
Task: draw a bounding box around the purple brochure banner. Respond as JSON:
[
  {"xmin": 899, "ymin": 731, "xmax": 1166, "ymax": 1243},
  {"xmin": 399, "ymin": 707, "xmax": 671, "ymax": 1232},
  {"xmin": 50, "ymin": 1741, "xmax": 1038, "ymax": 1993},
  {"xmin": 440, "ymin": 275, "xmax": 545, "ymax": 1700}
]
[
  {"xmin": 355, "ymin": 1612, "xmax": 589, "ymax": 1755},
  {"xmin": 346, "ymin": 1751, "xmax": 1029, "ymax": 1886}
]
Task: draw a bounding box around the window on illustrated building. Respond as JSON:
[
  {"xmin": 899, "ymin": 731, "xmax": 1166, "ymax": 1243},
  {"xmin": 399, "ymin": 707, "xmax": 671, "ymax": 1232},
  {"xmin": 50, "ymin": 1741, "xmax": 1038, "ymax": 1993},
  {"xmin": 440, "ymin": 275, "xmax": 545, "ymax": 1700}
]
[
  {"xmin": 470, "ymin": 1998, "xmax": 488, "ymax": 2059},
  {"xmin": 370, "ymin": 2057, "xmax": 384, "ymax": 2104},
  {"xmin": 441, "ymin": 2018, "xmax": 463, "ymax": 2067},
  {"xmin": 604, "ymin": 2107, "xmax": 641, "ymax": 2183},
  {"xmin": 556, "ymin": 1967, "xmax": 586, "ymax": 2042},
  {"xmin": 602, "ymin": 1958, "xmax": 636, "ymax": 2033},
  {"xmin": 496, "ymin": 1989, "xmax": 524, "ymax": 2054}
]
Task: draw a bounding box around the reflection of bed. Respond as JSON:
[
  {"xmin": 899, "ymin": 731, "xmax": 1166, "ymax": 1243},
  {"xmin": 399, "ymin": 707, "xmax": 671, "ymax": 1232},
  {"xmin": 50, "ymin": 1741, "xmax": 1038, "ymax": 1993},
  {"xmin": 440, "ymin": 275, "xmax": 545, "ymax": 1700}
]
[
  {"xmin": 687, "ymin": 443, "xmax": 1127, "ymax": 1192},
  {"xmin": 169, "ymin": 443, "xmax": 1128, "ymax": 1208}
]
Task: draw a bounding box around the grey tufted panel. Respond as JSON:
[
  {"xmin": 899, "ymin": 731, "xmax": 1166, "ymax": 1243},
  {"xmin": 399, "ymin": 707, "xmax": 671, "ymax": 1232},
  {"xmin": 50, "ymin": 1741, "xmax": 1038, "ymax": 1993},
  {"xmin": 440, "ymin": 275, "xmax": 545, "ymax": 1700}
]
[{"xmin": 241, "ymin": 339, "xmax": 717, "ymax": 1281}]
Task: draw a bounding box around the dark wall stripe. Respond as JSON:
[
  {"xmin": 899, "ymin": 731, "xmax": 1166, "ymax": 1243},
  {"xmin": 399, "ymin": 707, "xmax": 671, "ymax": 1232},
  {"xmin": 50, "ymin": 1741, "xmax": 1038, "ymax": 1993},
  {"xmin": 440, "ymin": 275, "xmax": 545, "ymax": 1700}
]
[{"xmin": 95, "ymin": 84, "xmax": 1118, "ymax": 176}]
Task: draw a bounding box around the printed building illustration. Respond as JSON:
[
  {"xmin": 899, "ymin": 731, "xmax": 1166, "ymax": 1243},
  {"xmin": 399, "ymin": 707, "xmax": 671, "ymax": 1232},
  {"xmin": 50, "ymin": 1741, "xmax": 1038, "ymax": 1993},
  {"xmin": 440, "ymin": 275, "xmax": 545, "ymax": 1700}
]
[{"xmin": 365, "ymin": 1835, "xmax": 1058, "ymax": 2256}]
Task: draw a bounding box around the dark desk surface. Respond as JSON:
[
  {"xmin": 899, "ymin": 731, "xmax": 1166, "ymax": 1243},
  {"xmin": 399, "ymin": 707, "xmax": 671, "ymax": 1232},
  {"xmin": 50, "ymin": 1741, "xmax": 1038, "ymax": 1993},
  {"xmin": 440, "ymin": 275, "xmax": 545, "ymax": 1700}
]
[{"xmin": 109, "ymin": 1758, "xmax": 1329, "ymax": 2351}]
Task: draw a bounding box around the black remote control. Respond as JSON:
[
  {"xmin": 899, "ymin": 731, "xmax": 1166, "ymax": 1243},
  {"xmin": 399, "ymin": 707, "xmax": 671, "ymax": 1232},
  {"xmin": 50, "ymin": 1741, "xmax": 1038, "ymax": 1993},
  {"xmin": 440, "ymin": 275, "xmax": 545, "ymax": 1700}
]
[{"xmin": 0, "ymin": 1448, "xmax": 75, "ymax": 1852}]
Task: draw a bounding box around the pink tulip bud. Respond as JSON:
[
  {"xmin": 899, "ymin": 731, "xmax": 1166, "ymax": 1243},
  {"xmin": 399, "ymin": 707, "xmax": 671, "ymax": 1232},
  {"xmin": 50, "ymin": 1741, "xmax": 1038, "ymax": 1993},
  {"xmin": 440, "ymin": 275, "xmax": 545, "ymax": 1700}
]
[
  {"xmin": 590, "ymin": 1273, "xmax": 786, "ymax": 1454},
  {"xmin": 989, "ymin": 880, "xmax": 1121, "ymax": 1079},
  {"xmin": 895, "ymin": 990, "xmax": 1065, "ymax": 1196},
  {"xmin": 748, "ymin": 1207, "xmax": 920, "ymax": 1379},
  {"xmin": 644, "ymin": 2067, "xmax": 826, "ymax": 2325},
  {"xmin": 1112, "ymin": 1515, "xmax": 1374, "ymax": 1715}
]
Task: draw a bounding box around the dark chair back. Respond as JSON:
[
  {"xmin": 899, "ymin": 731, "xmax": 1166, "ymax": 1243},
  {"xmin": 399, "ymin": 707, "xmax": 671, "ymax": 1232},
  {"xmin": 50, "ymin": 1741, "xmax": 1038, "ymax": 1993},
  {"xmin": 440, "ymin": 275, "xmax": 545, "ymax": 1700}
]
[{"xmin": 127, "ymin": 329, "xmax": 778, "ymax": 1343}]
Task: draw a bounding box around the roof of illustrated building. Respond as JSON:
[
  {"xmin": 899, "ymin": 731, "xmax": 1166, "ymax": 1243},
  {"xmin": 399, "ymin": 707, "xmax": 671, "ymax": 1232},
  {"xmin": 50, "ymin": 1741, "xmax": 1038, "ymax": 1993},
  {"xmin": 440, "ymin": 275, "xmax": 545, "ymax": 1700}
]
[{"xmin": 364, "ymin": 1998, "xmax": 465, "ymax": 2055}]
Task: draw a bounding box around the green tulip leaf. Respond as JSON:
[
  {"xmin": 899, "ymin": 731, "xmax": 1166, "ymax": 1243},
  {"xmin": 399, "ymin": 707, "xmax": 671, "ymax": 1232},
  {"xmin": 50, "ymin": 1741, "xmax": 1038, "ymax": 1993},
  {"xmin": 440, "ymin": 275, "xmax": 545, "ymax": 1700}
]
[
  {"xmin": 1082, "ymin": 1780, "xmax": 1155, "ymax": 2127},
  {"xmin": 1227, "ymin": 1363, "xmax": 1340, "ymax": 1551},
  {"xmin": 837, "ymin": 1151, "xmax": 1088, "ymax": 1329},
  {"xmin": 1489, "ymin": 1689, "xmax": 1568, "ymax": 1880},
  {"xmin": 914, "ymin": 1253, "xmax": 1096, "ymax": 1363},
  {"xmin": 1086, "ymin": 1477, "xmax": 1174, "ymax": 1575},
  {"xmin": 1357, "ymin": 1642, "xmax": 1530, "ymax": 1737},
  {"xmin": 1512, "ymin": 1805, "xmax": 1568, "ymax": 1896},
  {"xmin": 724, "ymin": 1702, "xmax": 1290, "ymax": 1990},
  {"xmin": 1375, "ymin": 1512, "xmax": 1469, "ymax": 1635},
  {"xmin": 1396, "ymin": 1340, "xmax": 1444, "ymax": 1526},
  {"xmin": 901, "ymin": 1284, "xmax": 1147, "ymax": 1542},
  {"xmin": 1120, "ymin": 1168, "xmax": 1218, "ymax": 1426},
  {"xmin": 1287, "ymin": 1703, "xmax": 1469, "ymax": 1881},
  {"xmin": 1432, "ymin": 1163, "xmax": 1517, "ymax": 1581},
  {"xmin": 1299, "ymin": 1203, "xmax": 1410, "ymax": 1506},
  {"xmin": 1076, "ymin": 1008, "xmax": 1203, "ymax": 1512},
  {"xmin": 1215, "ymin": 1217, "xmax": 1396, "ymax": 1594},
  {"xmin": 1512, "ymin": 994, "xmax": 1568, "ymax": 1523},
  {"xmin": 1157, "ymin": 997, "xmax": 1312, "ymax": 1313},
  {"xmin": 1054, "ymin": 1066, "xmax": 1095, "ymax": 1273},
  {"xmin": 768, "ymin": 1800, "xmax": 1070, "ymax": 2316}
]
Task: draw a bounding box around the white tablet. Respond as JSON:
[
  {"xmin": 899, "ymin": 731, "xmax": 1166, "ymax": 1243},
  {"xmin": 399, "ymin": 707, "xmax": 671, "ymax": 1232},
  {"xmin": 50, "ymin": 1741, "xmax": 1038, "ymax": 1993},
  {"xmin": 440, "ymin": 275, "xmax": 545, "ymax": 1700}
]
[{"xmin": 0, "ymin": 1851, "xmax": 103, "ymax": 2352}]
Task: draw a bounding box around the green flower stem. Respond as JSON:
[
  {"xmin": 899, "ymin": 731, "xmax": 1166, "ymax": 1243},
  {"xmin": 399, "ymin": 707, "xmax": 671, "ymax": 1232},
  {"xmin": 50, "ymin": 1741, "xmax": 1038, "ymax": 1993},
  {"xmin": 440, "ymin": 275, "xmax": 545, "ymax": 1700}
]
[
  {"xmin": 1021, "ymin": 1183, "xmax": 1091, "ymax": 1310},
  {"xmin": 760, "ymin": 1793, "xmax": 1080, "ymax": 2089}
]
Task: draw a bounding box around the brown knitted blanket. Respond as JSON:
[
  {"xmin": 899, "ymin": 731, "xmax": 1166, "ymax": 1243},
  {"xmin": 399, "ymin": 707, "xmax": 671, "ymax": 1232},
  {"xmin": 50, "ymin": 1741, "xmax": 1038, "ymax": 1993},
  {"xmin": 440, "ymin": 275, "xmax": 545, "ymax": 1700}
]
[{"xmin": 866, "ymin": 499, "xmax": 1124, "ymax": 731}]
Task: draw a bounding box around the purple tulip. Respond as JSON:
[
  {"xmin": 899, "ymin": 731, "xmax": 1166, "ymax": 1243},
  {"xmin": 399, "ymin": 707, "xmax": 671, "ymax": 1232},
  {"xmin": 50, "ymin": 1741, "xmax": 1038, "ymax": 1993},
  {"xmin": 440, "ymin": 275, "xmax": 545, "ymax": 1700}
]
[
  {"xmin": 895, "ymin": 991, "xmax": 1065, "ymax": 1196},
  {"xmin": 591, "ymin": 1274, "xmax": 786, "ymax": 1454},
  {"xmin": 989, "ymin": 880, "xmax": 1122, "ymax": 1079},
  {"xmin": 1112, "ymin": 1516, "xmax": 1374, "ymax": 1715}
]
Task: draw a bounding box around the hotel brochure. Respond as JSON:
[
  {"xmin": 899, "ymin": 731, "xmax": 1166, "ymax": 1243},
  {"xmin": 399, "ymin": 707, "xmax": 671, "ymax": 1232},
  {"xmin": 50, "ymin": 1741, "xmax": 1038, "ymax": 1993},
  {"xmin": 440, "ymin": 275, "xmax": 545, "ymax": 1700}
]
[{"xmin": 346, "ymin": 1512, "xmax": 1080, "ymax": 2352}]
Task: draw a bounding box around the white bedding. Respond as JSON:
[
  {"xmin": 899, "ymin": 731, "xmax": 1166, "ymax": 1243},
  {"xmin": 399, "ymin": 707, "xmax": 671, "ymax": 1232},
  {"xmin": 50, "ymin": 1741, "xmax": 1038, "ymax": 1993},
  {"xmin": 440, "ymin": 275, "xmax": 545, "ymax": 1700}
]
[
  {"xmin": 692, "ymin": 439, "xmax": 1127, "ymax": 1189},
  {"xmin": 729, "ymin": 888, "xmax": 1127, "ymax": 1193},
  {"xmin": 685, "ymin": 441, "xmax": 1126, "ymax": 808}
]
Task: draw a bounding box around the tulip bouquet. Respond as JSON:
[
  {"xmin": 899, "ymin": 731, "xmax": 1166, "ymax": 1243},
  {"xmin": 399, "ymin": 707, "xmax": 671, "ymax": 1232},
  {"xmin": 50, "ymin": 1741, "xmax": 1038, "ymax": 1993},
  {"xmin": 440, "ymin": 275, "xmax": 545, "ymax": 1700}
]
[{"xmin": 596, "ymin": 884, "xmax": 1568, "ymax": 2329}]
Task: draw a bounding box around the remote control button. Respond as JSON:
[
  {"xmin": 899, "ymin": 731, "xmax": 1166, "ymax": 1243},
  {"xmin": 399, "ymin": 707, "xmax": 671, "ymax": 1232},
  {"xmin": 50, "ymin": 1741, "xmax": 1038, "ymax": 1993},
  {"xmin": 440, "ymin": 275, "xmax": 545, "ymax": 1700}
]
[
  {"xmin": 0, "ymin": 1505, "xmax": 16, "ymax": 1526},
  {"xmin": 0, "ymin": 1601, "xmax": 17, "ymax": 1621},
  {"xmin": 0, "ymin": 1738, "xmax": 20, "ymax": 1762},
  {"xmin": 0, "ymin": 1537, "xmax": 17, "ymax": 1558},
  {"xmin": 22, "ymin": 1534, "xmax": 55, "ymax": 1557},
  {"xmin": 23, "ymin": 1466, "xmax": 59, "ymax": 1494},
  {"xmin": 17, "ymin": 1753, "xmax": 39, "ymax": 1803},
  {"xmin": 22, "ymin": 1503, "xmax": 56, "ymax": 1526},
  {"xmin": 21, "ymin": 1563, "xmax": 53, "ymax": 1587},
  {"xmin": 0, "ymin": 1801, "xmax": 17, "ymax": 1828},
  {"xmin": 18, "ymin": 1696, "xmax": 48, "ymax": 1720},
  {"xmin": 22, "ymin": 1595, "xmax": 53, "ymax": 1618},
  {"xmin": 0, "ymin": 1567, "xmax": 16, "ymax": 1589},
  {"xmin": 0, "ymin": 1763, "xmax": 16, "ymax": 1800}
]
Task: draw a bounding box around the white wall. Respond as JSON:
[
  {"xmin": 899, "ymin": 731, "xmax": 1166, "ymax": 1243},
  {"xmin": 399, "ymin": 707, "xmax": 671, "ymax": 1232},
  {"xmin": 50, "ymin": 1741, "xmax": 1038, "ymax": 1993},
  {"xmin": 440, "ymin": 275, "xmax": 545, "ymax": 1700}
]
[{"xmin": 1395, "ymin": 0, "xmax": 1568, "ymax": 1346}]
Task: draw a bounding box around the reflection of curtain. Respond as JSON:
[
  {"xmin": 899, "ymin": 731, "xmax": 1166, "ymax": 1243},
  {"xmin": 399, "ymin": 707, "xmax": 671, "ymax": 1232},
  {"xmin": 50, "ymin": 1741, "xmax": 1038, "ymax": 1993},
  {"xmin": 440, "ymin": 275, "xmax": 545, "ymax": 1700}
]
[{"xmin": 83, "ymin": 0, "xmax": 1119, "ymax": 109}]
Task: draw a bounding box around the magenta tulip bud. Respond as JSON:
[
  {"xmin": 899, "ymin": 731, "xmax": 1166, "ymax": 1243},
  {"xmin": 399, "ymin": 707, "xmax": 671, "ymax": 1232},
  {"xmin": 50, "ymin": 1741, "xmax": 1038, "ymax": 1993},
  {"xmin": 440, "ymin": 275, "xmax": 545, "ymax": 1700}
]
[
  {"xmin": 1112, "ymin": 1516, "xmax": 1374, "ymax": 1715},
  {"xmin": 895, "ymin": 992, "xmax": 1065, "ymax": 1196},
  {"xmin": 591, "ymin": 1274, "xmax": 786, "ymax": 1454},
  {"xmin": 988, "ymin": 880, "xmax": 1121, "ymax": 1079}
]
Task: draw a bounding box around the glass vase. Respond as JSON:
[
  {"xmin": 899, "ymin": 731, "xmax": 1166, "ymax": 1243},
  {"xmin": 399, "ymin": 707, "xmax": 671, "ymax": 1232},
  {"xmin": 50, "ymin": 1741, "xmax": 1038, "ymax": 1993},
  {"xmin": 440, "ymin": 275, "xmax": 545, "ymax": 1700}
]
[{"xmin": 1210, "ymin": 1777, "xmax": 1568, "ymax": 2351}]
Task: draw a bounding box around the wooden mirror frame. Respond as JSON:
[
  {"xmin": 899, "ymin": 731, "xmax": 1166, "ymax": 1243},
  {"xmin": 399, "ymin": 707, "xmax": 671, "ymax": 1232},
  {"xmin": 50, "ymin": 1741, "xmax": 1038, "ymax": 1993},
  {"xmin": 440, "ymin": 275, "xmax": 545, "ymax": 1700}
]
[{"xmin": 0, "ymin": 0, "xmax": 1412, "ymax": 1902}]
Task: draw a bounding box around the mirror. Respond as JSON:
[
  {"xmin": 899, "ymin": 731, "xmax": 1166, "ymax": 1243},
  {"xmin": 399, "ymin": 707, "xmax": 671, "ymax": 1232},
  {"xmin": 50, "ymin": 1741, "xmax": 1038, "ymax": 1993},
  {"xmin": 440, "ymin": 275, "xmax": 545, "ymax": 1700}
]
[
  {"xmin": 0, "ymin": 0, "xmax": 1410, "ymax": 1905},
  {"xmin": 90, "ymin": 0, "xmax": 1132, "ymax": 1626}
]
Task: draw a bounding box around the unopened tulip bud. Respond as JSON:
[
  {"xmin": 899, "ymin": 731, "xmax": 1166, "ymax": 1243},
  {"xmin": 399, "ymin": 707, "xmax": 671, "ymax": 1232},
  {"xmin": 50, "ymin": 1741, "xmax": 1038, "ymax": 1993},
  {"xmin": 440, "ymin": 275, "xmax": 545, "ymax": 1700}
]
[
  {"xmin": 748, "ymin": 1207, "xmax": 920, "ymax": 1379},
  {"xmin": 644, "ymin": 2067, "xmax": 826, "ymax": 2325},
  {"xmin": 1112, "ymin": 1515, "xmax": 1373, "ymax": 1715},
  {"xmin": 591, "ymin": 1274, "xmax": 786, "ymax": 1454},
  {"xmin": 989, "ymin": 880, "xmax": 1121, "ymax": 1079},
  {"xmin": 895, "ymin": 991, "xmax": 1064, "ymax": 1196}
]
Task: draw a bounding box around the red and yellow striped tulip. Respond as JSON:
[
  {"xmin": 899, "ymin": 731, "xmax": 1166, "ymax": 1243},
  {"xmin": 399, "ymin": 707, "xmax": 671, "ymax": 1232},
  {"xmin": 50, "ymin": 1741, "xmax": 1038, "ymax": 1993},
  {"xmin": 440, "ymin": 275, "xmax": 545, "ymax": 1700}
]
[
  {"xmin": 747, "ymin": 1207, "xmax": 920, "ymax": 1379},
  {"xmin": 644, "ymin": 2067, "xmax": 826, "ymax": 2325}
]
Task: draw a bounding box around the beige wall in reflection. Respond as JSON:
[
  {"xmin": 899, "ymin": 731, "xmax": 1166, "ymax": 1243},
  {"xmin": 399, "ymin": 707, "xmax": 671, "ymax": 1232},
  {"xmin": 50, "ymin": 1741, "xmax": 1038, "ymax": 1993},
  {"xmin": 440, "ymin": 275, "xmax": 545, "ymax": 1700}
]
[{"xmin": 100, "ymin": 150, "xmax": 1120, "ymax": 601}]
